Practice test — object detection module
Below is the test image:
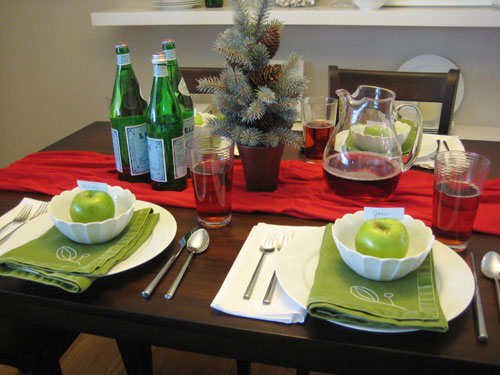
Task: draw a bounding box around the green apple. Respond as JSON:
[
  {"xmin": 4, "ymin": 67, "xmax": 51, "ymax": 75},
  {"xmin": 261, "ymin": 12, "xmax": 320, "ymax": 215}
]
[
  {"xmin": 194, "ymin": 112, "xmax": 204, "ymax": 126},
  {"xmin": 400, "ymin": 119, "xmax": 416, "ymax": 155},
  {"xmin": 70, "ymin": 190, "xmax": 115, "ymax": 223},
  {"xmin": 364, "ymin": 126, "xmax": 391, "ymax": 137},
  {"xmin": 354, "ymin": 218, "xmax": 409, "ymax": 259}
]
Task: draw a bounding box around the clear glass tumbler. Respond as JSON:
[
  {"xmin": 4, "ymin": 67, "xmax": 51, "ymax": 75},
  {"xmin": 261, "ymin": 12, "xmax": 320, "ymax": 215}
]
[
  {"xmin": 432, "ymin": 151, "xmax": 490, "ymax": 251},
  {"xmin": 302, "ymin": 96, "xmax": 337, "ymax": 163},
  {"xmin": 187, "ymin": 135, "xmax": 234, "ymax": 228}
]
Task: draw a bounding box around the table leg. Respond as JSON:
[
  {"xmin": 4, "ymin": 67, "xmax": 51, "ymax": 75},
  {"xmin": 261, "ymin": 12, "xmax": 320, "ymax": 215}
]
[
  {"xmin": 237, "ymin": 359, "xmax": 251, "ymax": 375},
  {"xmin": 116, "ymin": 339, "xmax": 153, "ymax": 375}
]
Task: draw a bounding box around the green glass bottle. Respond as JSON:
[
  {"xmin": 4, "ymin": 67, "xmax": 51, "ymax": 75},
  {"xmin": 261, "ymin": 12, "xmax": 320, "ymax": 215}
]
[
  {"xmin": 205, "ymin": 0, "xmax": 223, "ymax": 7},
  {"xmin": 109, "ymin": 43, "xmax": 150, "ymax": 183},
  {"xmin": 146, "ymin": 52, "xmax": 187, "ymax": 191},
  {"xmin": 162, "ymin": 40, "xmax": 195, "ymax": 175}
]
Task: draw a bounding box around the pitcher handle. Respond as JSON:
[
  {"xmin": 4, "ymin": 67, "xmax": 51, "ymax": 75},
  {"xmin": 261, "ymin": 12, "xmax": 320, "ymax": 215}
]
[{"xmin": 394, "ymin": 103, "xmax": 424, "ymax": 172}]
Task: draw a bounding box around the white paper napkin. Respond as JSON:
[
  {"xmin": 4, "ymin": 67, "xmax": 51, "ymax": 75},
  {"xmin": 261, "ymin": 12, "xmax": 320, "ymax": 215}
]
[
  {"xmin": 414, "ymin": 134, "xmax": 464, "ymax": 169},
  {"xmin": 211, "ymin": 223, "xmax": 317, "ymax": 324},
  {"xmin": 0, "ymin": 198, "xmax": 47, "ymax": 249}
]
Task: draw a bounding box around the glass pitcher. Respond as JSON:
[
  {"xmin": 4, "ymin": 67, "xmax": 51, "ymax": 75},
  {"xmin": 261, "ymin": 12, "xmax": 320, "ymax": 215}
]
[{"xmin": 322, "ymin": 85, "xmax": 423, "ymax": 201}]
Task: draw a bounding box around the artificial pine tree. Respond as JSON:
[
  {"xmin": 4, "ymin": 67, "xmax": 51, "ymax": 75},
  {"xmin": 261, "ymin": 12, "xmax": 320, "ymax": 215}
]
[{"xmin": 198, "ymin": 0, "xmax": 308, "ymax": 147}]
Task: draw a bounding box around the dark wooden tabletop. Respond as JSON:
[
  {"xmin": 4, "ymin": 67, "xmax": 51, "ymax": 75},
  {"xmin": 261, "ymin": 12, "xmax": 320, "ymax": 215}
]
[{"xmin": 0, "ymin": 122, "xmax": 499, "ymax": 375}]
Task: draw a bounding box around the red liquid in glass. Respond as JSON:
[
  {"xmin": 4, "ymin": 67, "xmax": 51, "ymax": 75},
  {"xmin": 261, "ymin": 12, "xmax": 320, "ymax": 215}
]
[
  {"xmin": 432, "ymin": 180, "xmax": 481, "ymax": 250},
  {"xmin": 323, "ymin": 153, "xmax": 401, "ymax": 201},
  {"xmin": 192, "ymin": 160, "xmax": 233, "ymax": 227},
  {"xmin": 303, "ymin": 120, "xmax": 334, "ymax": 162}
]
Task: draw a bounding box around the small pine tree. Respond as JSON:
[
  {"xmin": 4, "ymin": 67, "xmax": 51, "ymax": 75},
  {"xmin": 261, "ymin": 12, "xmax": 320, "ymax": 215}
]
[{"xmin": 198, "ymin": 0, "xmax": 308, "ymax": 147}]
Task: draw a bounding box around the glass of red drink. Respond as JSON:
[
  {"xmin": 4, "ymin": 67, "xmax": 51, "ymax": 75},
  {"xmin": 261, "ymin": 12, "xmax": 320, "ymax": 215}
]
[
  {"xmin": 187, "ymin": 135, "xmax": 234, "ymax": 228},
  {"xmin": 302, "ymin": 96, "xmax": 337, "ymax": 163},
  {"xmin": 432, "ymin": 151, "xmax": 490, "ymax": 251}
]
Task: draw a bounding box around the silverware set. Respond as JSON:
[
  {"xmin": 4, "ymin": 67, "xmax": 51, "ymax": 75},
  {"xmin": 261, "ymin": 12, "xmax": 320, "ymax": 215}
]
[
  {"xmin": 0, "ymin": 202, "xmax": 48, "ymax": 244},
  {"xmin": 243, "ymin": 229, "xmax": 294, "ymax": 303},
  {"xmin": 142, "ymin": 227, "xmax": 210, "ymax": 300},
  {"xmin": 466, "ymin": 250, "xmax": 500, "ymax": 344},
  {"xmin": 436, "ymin": 139, "xmax": 450, "ymax": 152}
]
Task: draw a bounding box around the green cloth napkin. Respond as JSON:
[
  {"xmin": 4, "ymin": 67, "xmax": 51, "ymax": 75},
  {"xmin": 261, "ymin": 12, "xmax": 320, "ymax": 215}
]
[
  {"xmin": 307, "ymin": 224, "xmax": 448, "ymax": 332},
  {"xmin": 0, "ymin": 208, "xmax": 159, "ymax": 293}
]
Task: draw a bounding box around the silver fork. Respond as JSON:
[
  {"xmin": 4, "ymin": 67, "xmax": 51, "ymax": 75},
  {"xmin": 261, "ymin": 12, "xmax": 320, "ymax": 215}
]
[
  {"xmin": 0, "ymin": 204, "xmax": 32, "ymax": 234},
  {"xmin": 263, "ymin": 230, "xmax": 294, "ymax": 305},
  {"xmin": 0, "ymin": 202, "xmax": 47, "ymax": 243},
  {"xmin": 243, "ymin": 232, "xmax": 276, "ymax": 300}
]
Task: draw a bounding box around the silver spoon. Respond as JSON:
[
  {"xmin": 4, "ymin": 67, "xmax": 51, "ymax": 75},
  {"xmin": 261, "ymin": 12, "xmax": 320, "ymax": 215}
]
[
  {"xmin": 165, "ymin": 228, "xmax": 209, "ymax": 299},
  {"xmin": 480, "ymin": 251, "xmax": 500, "ymax": 314}
]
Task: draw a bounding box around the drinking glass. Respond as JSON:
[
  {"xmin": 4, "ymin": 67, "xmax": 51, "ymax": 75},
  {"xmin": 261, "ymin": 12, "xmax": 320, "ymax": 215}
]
[
  {"xmin": 432, "ymin": 151, "xmax": 490, "ymax": 251},
  {"xmin": 302, "ymin": 96, "xmax": 338, "ymax": 163},
  {"xmin": 187, "ymin": 135, "xmax": 234, "ymax": 228}
]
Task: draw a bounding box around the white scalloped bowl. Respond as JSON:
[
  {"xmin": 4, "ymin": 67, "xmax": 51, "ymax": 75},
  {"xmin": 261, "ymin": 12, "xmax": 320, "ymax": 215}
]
[
  {"xmin": 351, "ymin": 122, "xmax": 410, "ymax": 153},
  {"xmin": 332, "ymin": 211, "xmax": 434, "ymax": 281},
  {"xmin": 48, "ymin": 186, "xmax": 136, "ymax": 244},
  {"xmin": 352, "ymin": 0, "xmax": 388, "ymax": 10}
]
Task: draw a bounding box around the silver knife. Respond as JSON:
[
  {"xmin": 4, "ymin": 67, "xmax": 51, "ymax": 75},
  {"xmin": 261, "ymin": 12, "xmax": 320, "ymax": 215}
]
[
  {"xmin": 141, "ymin": 226, "xmax": 200, "ymax": 298},
  {"xmin": 465, "ymin": 253, "xmax": 488, "ymax": 343}
]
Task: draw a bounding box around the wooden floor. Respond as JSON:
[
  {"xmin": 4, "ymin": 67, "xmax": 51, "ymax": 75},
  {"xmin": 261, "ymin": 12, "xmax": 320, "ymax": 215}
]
[{"xmin": 0, "ymin": 334, "xmax": 328, "ymax": 375}]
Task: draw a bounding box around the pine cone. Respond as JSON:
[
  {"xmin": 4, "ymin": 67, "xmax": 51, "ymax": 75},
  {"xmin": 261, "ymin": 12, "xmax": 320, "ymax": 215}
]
[
  {"xmin": 253, "ymin": 113, "xmax": 276, "ymax": 132},
  {"xmin": 261, "ymin": 26, "xmax": 280, "ymax": 59},
  {"xmin": 249, "ymin": 65, "xmax": 282, "ymax": 87}
]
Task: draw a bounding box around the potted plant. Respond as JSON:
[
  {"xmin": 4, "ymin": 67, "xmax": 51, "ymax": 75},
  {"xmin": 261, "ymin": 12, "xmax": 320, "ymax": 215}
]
[{"xmin": 198, "ymin": 0, "xmax": 308, "ymax": 191}]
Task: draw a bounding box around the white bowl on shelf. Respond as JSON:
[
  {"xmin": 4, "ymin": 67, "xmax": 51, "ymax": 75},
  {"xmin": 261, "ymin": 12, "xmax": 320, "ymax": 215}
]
[
  {"xmin": 352, "ymin": 0, "xmax": 388, "ymax": 10},
  {"xmin": 332, "ymin": 211, "xmax": 434, "ymax": 281},
  {"xmin": 48, "ymin": 186, "xmax": 136, "ymax": 244}
]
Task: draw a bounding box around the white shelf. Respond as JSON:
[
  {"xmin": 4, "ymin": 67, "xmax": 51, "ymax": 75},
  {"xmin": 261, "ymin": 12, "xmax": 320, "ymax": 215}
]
[{"xmin": 91, "ymin": 4, "xmax": 500, "ymax": 28}]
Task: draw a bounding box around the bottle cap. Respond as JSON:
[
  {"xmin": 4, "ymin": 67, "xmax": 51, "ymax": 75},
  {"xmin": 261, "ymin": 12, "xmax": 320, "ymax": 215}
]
[{"xmin": 151, "ymin": 52, "xmax": 167, "ymax": 64}]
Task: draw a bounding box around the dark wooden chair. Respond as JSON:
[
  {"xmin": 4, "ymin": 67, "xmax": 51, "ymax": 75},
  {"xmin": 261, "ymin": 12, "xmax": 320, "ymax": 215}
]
[
  {"xmin": 328, "ymin": 65, "xmax": 460, "ymax": 135},
  {"xmin": 0, "ymin": 317, "xmax": 78, "ymax": 375},
  {"xmin": 180, "ymin": 67, "xmax": 223, "ymax": 94}
]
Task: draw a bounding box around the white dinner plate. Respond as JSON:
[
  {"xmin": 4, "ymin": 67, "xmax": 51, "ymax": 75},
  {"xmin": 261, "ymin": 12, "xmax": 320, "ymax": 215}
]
[
  {"xmin": 1, "ymin": 201, "xmax": 177, "ymax": 276},
  {"xmin": 276, "ymin": 227, "xmax": 474, "ymax": 333},
  {"xmin": 398, "ymin": 55, "xmax": 464, "ymax": 113},
  {"xmin": 416, "ymin": 133, "xmax": 438, "ymax": 161},
  {"xmin": 153, "ymin": 1, "xmax": 201, "ymax": 9}
]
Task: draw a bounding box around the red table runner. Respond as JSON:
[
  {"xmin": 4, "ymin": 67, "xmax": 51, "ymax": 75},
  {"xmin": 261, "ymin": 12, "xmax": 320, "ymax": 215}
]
[{"xmin": 1, "ymin": 151, "xmax": 499, "ymax": 235}]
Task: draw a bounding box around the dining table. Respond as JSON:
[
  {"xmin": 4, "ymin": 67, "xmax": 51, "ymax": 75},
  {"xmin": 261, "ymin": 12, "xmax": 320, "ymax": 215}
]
[{"xmin": 0, "ymin": 121, "xmax": 499, "ymax": 375}]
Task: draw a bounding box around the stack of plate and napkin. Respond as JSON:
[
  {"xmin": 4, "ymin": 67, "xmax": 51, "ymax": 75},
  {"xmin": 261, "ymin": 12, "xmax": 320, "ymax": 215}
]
[
  {"xmin": 0, "ymin": 199, "xmax": 159, "ymax": 293},
  {"xmin": 414, "ymin": 134, "xmax": 464, "ymax": 169},
  {"xmin": 212, "ymin": 223, "xmax": 448, "ymax": 332}
]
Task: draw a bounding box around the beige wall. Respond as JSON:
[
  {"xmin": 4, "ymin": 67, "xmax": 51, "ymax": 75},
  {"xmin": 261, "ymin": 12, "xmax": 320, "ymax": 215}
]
[{"xmin": 1, "ymin": 1, "xmax": 499, "ymax": 167}]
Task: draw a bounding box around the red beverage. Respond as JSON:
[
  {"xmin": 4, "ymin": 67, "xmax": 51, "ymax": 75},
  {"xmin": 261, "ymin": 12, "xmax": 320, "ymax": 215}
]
[
  {"xmin": 192, "ymin": 160, "xmax": 233, "ymax": 228},
  {"xmin": 303, "ymin": 120, "xmax": 334, "ymax": 162},
  {"xmin": 432, "ymin": 180, "xmax": 482, "ymax": 251},
  {"xmin": 323, "ymin": 152, "xmax": 401, "ymax": 201}
]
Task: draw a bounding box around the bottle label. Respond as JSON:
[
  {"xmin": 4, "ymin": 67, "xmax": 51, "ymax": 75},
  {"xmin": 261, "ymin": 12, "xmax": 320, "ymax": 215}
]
[
  {"xmin": 147, "ymin": 137, "xmax": 167, "ymax": 182},
  {"xmin": 172, "ymin": 135, "xmax": 187, "ymax": 179},
  {"xmin": 111, "ymin": 128, "xmax": 123, "ymax": 172},
  {"xmin": 117, "ymin": 53, "xmax": 131, "ymax": 66},
  {"xmin": 178, "ymin": 77, "xmax": 191, "ymax": 97},
  {"xmin": 153, "ymin": 65, "xmax": 168, "ymax": 77},
  {"xmin": 183, "ymin": 116, "xmax": 195, "ymax": 159},
  {"xmin": 164, "ymin": 49, "xmax": 177, "ymax": 61},
  {"xmin": 125, "ymin": 123, "xmax": 150, "ymax": 175}
]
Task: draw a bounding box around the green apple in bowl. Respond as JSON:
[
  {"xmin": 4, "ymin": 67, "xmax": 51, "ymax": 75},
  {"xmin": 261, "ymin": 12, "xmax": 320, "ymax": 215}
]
[
  {"xmin": 363, "ymin": 126, "xmax": 391, "ymax": 137},
  {"xmin": 69, "ymin": 190, "xmax": 115, "ymax": 223},
  {"xmin": 354, "ymin": 218, "xmax": 409, "ymax": 259}
]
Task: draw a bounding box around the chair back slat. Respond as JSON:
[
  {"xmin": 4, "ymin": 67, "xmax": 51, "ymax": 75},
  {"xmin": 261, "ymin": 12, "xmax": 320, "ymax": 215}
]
[
  {"xmin": 180, "ymin": 67, "xmax": 223, "ymax": 94},
  {"xmin": 328, "ymin": 65, "xmax": 460, "ymax": 135}
]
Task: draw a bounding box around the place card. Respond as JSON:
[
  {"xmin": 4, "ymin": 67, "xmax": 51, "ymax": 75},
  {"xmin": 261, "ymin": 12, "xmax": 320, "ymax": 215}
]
[
  {"xmin": 364, "ymin": 207, "xmax": 405, "ymax": 221},
  {"xmin": 77, "ymin": 180, "xmax": 109, "ymax": 192}
]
